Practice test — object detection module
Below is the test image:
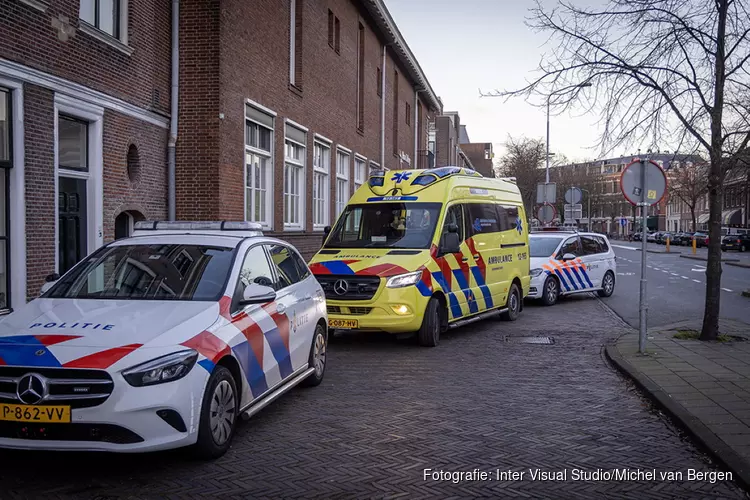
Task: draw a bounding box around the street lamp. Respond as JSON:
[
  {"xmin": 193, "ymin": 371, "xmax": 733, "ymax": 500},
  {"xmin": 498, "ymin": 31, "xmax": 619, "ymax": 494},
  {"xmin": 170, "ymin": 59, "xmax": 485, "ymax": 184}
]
[{"xmin": 545, "ymin": 82, "xmax": 593, "ymax": 185}]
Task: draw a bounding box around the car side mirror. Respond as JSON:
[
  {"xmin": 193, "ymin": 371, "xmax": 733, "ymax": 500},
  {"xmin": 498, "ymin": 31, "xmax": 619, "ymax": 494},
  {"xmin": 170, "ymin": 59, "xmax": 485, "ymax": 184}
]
[
  {"xmin": 440, "ymin": 231, "xmax": 461, "ymax": 255},
  {"xmin": 561, "ymin": 253, "xmax": 576, "ymax": 261},
  {"xmin": 40, "ymin": 273, "xmax": 60, "ymax": 295},
  {"xmin": 239, "ymin": 283, "xmax": 276, "ymax": 306}
]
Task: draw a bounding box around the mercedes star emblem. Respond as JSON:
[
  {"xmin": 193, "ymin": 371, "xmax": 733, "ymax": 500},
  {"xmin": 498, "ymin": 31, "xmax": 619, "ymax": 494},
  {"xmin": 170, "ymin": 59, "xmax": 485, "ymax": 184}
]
[
  {"xmin": 333, "ymin": 279, "xmax": 349, "ymax": 295},
  {"xmin": 16, "ymin": 373, "xmax": 48, "ymax": 405}
]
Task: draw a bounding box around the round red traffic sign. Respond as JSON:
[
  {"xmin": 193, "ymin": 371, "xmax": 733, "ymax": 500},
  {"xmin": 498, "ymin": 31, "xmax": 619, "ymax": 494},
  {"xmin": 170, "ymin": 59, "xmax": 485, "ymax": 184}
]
[{"xmin": 537, "ymin": 203, "xmax": 556, "ymax": 223}]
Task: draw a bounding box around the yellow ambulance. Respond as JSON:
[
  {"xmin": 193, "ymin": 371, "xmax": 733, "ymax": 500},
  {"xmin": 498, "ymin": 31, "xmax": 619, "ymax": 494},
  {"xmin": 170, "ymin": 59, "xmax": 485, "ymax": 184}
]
[{"xmin": 309, "ymin": 166, "xmax": 530, "ymax": 347}]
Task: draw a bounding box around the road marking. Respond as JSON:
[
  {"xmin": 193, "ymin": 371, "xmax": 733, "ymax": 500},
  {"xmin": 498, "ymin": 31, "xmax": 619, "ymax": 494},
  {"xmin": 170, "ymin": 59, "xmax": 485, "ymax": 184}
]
[
  {"xmin": 722, "ymin": 288, "xmax": 733, "ymax": 292},
  {"xmin": 661, "ymin": 270, "xmax": 669, "ymax": 273},
  {"xmin": 671, "ymin": 273, "xmax": 680, "ymax": 276},
  {"xmin": 692, "ymin": 279, "xmax": 701, "ymax": 283},
  {"xmin": 682, "ymin": 276, "xmax": 689, "ymax": 279},
  {"xmin": 612, "ymin": 245, "xmax": 638, "ymax": 251},
  {"xmin": 617, "ymin": 272, "xmax": 635, "ymax": 276},
  {"xmin": 691, "ymin": 267, "xmax": 706, "ymax": 272}
]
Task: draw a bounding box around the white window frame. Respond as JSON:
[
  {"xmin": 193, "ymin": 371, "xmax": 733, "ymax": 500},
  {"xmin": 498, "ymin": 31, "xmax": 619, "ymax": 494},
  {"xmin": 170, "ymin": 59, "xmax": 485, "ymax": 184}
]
[
  {"xmin": 78, "ymin": 0, "xmax": 131, "ymax": 55},
  {"xmin": 54, "ymin": 95, "xmax": 104, "ymax": 277},
  {"xmin": 283, "ymin": 120, "xmax": 307, "ymax": 231},
  {"xmin": 354, "ymin": 154, "xmax": 366, "ymax": 192},
  {"xmin": 244, "ymin": 102, "xmax": 275, "ymax": 230},
  {"xmin": 313, "ymin": 139, "xmax": 331, "ymax": 231},
  {"xmin": 336, "ymin": 147, "xmax": 351, "ymax": 218}
]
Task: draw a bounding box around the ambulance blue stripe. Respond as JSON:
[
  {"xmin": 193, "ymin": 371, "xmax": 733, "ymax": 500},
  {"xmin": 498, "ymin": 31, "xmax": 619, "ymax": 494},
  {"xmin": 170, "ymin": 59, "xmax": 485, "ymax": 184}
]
[
  {"xmin": 432, "ymin": 271, "xmax": 450, "ymax": 292},
  {"xmin": 263, "ymin": 326, "xmax": 294, "ymax": 379},
  {"xmin": 320, "ymin": 261, "xmax": 355, "ymax": 275},
  {"xmin": 569, "ymin": 266, "xmax": 587, "ymax": 289},
  {"xmin": 452, "ymin": 269, "xmax": 470, "ymax": 291},
  {"xmin": 580, "ymin": 267, "xmax": 595, "ymax": 288},
  {"xmin": 448, "ymin": 293, "xmax": 462, "ymax": 318},
  {"xmin": 470, "ymin": 267, "xmax": 494, "ymax": 309},
  {"xmin": 555, "ymin": 270, "xmax": 571, "ymax": 291},
  {"xmin": 416, "ymin": 281, "xmax": 432, "ymax": 297},
  {"xmin": 561, "ymin": 267, "xmax": 579, "ymax": 290},
  {"xmin": 0, "ymin": 336, "xmax": 62, "ymax": 367},
  {"xmin": 232, "ymin": 341, "xmax": 268, "ymax": 398},
  {"xmin": 464, "ymin": 290, "xmax": 479, "ymax": 314},
  {"xmin": 198, "ymin": 359, "xmax": 215, "ymax": 372},
  {"xmin": 479, "ymin": 285, "xmax": 494, "ymax": 308}
]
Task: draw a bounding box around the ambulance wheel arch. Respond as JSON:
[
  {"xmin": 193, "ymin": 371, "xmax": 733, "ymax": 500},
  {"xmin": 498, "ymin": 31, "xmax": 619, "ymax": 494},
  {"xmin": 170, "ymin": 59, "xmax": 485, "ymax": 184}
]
[{"xmin": 432, "ymin": 291, "xmax": 450, "ymax": 332}]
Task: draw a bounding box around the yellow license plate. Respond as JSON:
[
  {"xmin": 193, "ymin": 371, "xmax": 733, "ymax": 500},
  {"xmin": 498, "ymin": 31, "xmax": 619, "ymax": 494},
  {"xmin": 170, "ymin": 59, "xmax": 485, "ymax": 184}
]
[
  {"xmin": 0, "ymin": 403, "xmax": 71, "ymax": 423},
  {"xmin": 329, "ymin": 319, "xmax": 358, "ymax": 329}
]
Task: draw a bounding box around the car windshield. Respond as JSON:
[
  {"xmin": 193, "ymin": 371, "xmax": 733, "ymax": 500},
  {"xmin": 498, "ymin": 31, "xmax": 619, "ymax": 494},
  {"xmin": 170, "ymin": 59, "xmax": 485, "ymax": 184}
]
[
  {"xmin": 325, "ymin": 202, "xmax": 442, "ymax": 249},
  {"xmin": 44, "ymin": 243, "xmax": 237, "ymax": 301},
  {"xmin": 530, "ymin": 237, "xmax": 563, "ymax": 257}
]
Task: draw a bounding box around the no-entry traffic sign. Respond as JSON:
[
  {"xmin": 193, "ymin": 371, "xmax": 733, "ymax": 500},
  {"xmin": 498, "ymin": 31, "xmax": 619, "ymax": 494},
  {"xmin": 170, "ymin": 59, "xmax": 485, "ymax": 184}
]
[{"xmin": 620, "ymin": 159, "xmax": 667, "ymax": 206}]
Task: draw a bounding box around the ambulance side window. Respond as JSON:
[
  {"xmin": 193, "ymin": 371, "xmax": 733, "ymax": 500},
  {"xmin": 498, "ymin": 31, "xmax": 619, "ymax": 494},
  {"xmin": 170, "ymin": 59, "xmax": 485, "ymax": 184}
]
[
  {"xmin": 441, "ymin": 205, "xmax": 465, "ymax": 241},
  {"xmin": 468, "ymin": 203, "xmax": 501, "ymax": 235}
]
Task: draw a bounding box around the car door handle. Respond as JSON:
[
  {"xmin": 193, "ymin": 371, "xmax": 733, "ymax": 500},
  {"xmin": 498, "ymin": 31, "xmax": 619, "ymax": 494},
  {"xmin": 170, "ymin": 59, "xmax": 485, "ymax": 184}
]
[
  {"xmin": 462, "ymin": 257, "xmax": 469, "ymax": 262},
  {"xmin": 303, "ymin": 293, "xmax": 312, "ymax": 300},
  {"xmin": 472, "ymin": 254, "xmax": 480, "ymax": 259}
]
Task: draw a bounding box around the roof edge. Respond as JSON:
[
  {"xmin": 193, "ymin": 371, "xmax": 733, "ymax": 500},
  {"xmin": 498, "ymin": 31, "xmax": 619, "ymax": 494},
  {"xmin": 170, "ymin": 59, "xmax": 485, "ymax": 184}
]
[{"xmin": 363, "ymin": 0, "xmax": 442, "ymax": 112}]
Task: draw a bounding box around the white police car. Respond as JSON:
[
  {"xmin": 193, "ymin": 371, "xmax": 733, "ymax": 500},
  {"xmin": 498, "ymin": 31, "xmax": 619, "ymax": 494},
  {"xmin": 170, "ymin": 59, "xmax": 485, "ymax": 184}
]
[
  {"xmin": 0, "ymin": 221, "xmax": 327, "ymax": 458},
  {"xmin": 527, "ymin": 231, "xmax": 616, "ymax": 306}
]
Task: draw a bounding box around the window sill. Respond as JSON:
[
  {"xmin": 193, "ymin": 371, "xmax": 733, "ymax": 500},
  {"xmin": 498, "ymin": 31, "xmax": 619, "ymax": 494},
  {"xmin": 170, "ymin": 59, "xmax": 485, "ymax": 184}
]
[
  {"xmin": 288, "ymin": 83, "xmax": 303, "ymax": 98},
  {"xmin": 19, "ymin": 0, "xmax": 47, "ymax": 12},
  {"xmin": 79, "ymin": 22, "xmax": 134, "ymax": 56}
]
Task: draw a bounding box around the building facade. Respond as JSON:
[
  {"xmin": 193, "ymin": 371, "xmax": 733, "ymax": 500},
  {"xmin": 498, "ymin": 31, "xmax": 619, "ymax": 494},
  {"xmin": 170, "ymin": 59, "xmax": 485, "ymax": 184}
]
[
  {"xmin": 433, "ymin": 111, "xmax": 473, "ymax": 170},
  {"xmin": 458, "ymin": 125, "xmax": 494, "ymax": 178},
  {"xmin": 0, "ymin": 0, "xmax": 171, "ymax": 314},
  {"xmin": 176, "ymin": 0, "xmax": 442, "ymax": 258},
  {"xmin": 0, "ymin": 0, "xmax": 452, "ymax": 314}
]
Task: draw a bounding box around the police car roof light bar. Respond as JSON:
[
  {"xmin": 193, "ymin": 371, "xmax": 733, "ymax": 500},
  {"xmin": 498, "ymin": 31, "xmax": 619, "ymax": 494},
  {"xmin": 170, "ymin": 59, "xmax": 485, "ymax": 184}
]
[{"xmin": 133, "ymin": 221, "xmax": 264, "ymax": 232}]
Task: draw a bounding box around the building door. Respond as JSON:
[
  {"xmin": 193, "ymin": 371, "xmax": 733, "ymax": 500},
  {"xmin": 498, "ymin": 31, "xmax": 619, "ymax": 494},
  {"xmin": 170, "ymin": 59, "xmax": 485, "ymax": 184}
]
[{"xmin": 58, "ymin": 177, "xmax": 88, "ymax": 274}]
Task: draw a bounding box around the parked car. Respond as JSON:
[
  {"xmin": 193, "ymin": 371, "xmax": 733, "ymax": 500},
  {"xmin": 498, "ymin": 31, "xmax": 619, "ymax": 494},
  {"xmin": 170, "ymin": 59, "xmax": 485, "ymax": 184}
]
[
  {"xmin": 647, "ymin": 232, "xmax": 658, "ymax": 243},
  {"xmin": 0, "ymin": 221, "xmax": 329, "ymax": 458},
  {"xmin": 673, "ymin": 232, "xmax": 693, "ymax": 246},
  {"xmin": 692, "ymin": 232, "xmax": 709, "ymax": 247},
  {"xmin": 722, "ymin": 233, "xmax": 750, "ymax": 252},
  {"xmin": 656, "ymin": 232, "xmax": 673, "ymax": 244}
]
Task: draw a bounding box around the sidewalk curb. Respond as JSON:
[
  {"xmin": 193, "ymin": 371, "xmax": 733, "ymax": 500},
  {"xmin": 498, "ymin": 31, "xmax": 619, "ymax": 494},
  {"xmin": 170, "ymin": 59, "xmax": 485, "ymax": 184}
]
[
  {"xmin": 679, "ymin": 255, "xmax": 741, "ymax": 262},
  {"xmin": 727, "ymin": 262, "xmax": 750, "ymax": 269},
  {"xmin": 605, "ymin": 339, "xmax": 750, "ymax": 491},
  {"xmin": 636, "ymin": 248, "xmax": 682, "ymax": 254}
]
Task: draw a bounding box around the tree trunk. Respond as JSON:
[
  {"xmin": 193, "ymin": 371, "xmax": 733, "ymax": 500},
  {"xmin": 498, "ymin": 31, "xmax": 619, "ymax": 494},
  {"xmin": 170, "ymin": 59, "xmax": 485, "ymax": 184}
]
[
  {"xmin": 701, "ymin": 169, "xmax": 723, "ymax": 340},
  {"xmin": 690, "ymin": 207, "xmax": 696, "ymax": 232}
]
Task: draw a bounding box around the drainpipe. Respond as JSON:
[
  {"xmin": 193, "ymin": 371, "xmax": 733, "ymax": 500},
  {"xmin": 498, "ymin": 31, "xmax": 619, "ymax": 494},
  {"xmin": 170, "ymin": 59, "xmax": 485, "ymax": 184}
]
[
  {"xmin": 380, "ymin": 43, "xmax": 387, "ymax": 168},
  {"xmin": 414, "ymin": 88, "xmax": 423, "ymax": 168},
  {"xmin": 167, "ymin": 0, "xmax": 179, "ymax": 221}
]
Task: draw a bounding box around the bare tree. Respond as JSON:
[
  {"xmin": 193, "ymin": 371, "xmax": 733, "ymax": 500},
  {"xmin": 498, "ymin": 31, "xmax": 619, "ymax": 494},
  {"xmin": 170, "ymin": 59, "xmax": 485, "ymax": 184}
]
[
  {"xmin": 484, "ymin": 0, "xmax": 750, "ymax": 340},
  {"xmin": 499, "ymin": 136, "xmax": 546, "ymax": 217},
  {"xmin": 669, "ymin": 163, "xmax": 710, "ymax": 231}
]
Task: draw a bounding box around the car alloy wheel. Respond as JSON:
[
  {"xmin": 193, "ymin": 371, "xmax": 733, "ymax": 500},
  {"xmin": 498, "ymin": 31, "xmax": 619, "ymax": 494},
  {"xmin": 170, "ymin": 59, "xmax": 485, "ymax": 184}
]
[
  {"xmin": 313, "ymin": 330, "xmax": 326, "ymax": 378},
  {"xmin": 544, "ymin": 277, "xmax": 558, "ymax": 306},
  {"xmin": 210, "ymin": 380, "xmax": 236, "ymax": 446}
]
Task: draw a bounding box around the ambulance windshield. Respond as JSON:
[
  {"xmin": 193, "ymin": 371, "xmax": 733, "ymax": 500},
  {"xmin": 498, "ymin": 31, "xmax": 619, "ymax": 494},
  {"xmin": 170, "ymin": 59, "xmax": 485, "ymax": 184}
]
[{"xmin": 325, "ymin": 202, "xmax": 442, "ymax": 249}]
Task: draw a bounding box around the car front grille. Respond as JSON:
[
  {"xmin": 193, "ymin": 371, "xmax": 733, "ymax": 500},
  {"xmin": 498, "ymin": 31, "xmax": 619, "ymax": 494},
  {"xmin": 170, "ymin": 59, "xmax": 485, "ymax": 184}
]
[
  {"xmin": 0, "ymin": 422, "xmax": 143, "ymax": 444},
  {"xmin": 316, "ymin": 275, "xmax": 381, "ymax": 301},
  {"xmin": 327, "ymin": 305, "xmax": 372, "ymax": 315},
  {"xmin": 0, "ymin": 367, "xmax": 114, "ymax": 409}
]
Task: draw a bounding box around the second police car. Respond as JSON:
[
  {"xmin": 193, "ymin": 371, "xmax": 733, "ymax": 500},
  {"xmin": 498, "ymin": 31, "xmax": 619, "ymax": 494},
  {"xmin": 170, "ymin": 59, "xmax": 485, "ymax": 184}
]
[
  {"xmin": 0, "ymin": 221, "xmax": 327, "ymax": 458},
  {"xmin": 309, "ymin": 166, "xmax": 531, "ymax": 347},
  {"xmin": 528, "ymin": 230, "xmax": 616, "ymax": 306}
]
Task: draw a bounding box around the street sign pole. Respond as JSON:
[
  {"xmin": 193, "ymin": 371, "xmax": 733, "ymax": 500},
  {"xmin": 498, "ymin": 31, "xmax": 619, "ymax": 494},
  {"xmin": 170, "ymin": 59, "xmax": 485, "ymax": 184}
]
[{"xmin": 639, "ymin": 159, "xmax": 648, "ymax": 354}]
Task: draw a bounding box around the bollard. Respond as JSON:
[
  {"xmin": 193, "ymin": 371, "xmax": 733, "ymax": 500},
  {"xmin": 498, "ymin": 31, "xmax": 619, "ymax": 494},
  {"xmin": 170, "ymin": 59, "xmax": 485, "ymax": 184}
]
[
  {"xmin": 692, "ymin": 237, "xmax": 697, "ymax": 254},
  {"xmin": 666, "ymin": 236, "xmax": 670, "ymax": 252}
]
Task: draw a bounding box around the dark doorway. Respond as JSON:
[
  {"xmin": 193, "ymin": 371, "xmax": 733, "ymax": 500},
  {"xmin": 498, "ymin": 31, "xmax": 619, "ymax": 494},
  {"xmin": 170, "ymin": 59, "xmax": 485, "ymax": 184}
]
[{"xmin": 58, "ymin": 177, "xmax": 87, "ymax": 274}]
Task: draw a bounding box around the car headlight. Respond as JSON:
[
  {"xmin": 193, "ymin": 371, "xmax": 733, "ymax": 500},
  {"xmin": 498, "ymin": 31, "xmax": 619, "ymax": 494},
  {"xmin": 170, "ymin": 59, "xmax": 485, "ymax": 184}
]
[
  {"xmin": 386, "ymin": 270, "xmax": 423, "ymax": 288},
  {"xmin": 530, "ymin": 268, "xmax": 544, "ymax": 277},
  {"xmin": 122, "ymin": 349, "xmax": 198, "ymax": 387}
]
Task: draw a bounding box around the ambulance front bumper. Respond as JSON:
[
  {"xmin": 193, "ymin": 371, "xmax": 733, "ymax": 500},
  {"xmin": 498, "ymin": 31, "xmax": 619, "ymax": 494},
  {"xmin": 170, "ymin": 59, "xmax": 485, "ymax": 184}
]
[
  {"xmin": 0, "ymin": 364, "xmax": 209, "ymax": 453},
  {"xmin": 326, "ymin": 286, "xmax": 427, "ymax": 334}
]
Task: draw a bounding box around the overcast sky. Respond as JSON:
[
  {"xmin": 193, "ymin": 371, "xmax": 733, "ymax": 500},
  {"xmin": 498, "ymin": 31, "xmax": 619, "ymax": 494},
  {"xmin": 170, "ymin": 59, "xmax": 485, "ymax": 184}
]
[{"xmin": 385, "ymin": 0, "xmax": 611, "ymax": 165}]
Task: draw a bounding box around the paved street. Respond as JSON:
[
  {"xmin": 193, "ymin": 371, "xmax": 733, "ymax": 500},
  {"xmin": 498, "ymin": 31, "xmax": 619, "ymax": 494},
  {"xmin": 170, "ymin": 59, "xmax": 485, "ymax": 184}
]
[
  {"xmin": 602, "ymin": 242, "xmax": 750, "ymax": 329},
  {"xmin": 0, "ymin": 297, "xmax": 745, "ymax": 499}
]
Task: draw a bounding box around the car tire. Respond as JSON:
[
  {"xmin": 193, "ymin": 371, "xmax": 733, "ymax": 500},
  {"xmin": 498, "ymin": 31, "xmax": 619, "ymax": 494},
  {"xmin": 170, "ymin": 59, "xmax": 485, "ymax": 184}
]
[
  {"xmin": 541, "ymin": 276, "xmax": 559, "ymax": 306},
  {"xmin": 193, "ymin": 365, "xmax": 238, "ymax": 460},
  {"xmin": 302, "ymin": 323, "xmax": 327, "ymax": 387},
  {"xmin": 500, "ymin": 283, "xmax": 521, "ymax": 321},
  {"xmin": 598, "ymin": 271, "xmax": 615, "ymax": 297},
  {"xmin": 417, "ymin": 297, "xmax": 441, "ymax": 347}
]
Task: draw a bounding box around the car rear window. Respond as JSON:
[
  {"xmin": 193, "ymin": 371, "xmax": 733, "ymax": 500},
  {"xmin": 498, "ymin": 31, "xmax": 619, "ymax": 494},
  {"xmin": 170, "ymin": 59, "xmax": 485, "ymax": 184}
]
[{"xmin": 44, "ymin": 244, "xmax": 237, "ymax": 301}]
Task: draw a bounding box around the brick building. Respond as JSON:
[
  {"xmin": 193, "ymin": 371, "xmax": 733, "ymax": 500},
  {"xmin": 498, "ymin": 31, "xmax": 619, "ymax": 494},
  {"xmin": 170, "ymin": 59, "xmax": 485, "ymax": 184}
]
[
  {"xmin": 458, "ymin": 125, "xmax": 494, "ymax": 178},
  {"xmin": 433, "ymin": 111, "xmax": 473, "ymax": 170},
  {"xmin": 0, "ymin": 0, "xmax": 447, "ymax": 315},
  {"xmin": 0, "ymin": 0, "xmax": 171, "ymax": 314}
]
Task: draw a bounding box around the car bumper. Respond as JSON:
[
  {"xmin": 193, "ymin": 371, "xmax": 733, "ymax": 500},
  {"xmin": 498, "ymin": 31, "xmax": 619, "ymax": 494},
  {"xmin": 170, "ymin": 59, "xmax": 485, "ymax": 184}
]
[
  {"xmin": 0, "ymin": 367, "xmax": 208, "ymax": 453},
  {"xmin": 722, "ymin": 243, "xmax": 741, "ymax": 250},
  {"xmin": 326, "ymin": 286, "xmax": 428, "ymax": 334},
  {"xmin": 527, "ymin": 274, "xmax": 546, "ymax": 299}
]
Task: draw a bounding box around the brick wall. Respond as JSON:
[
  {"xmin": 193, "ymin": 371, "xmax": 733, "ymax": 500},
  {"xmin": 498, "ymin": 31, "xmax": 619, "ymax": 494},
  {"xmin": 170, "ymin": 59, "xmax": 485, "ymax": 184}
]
[
  {"xmin": 461, "ymin": 143, "xmax": 494, "ymax": 177},
  {"xmin": 0, "ymin": 0, "xmax": 171, "ymax": 114},
  {"xmin": 23, "ymin": 84, "xmax": 56, "ymax": 300},
  {"xmin": 102, "ymin": 110, "xmax": 168, "ymax": 241}
]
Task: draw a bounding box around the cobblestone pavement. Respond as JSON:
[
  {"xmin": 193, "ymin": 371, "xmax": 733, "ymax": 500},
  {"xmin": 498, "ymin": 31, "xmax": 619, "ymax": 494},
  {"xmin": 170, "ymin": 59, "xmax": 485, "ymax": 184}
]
[{"xmin": 0, "ymin": 296, "xmax": 747, "ymax": 499}]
